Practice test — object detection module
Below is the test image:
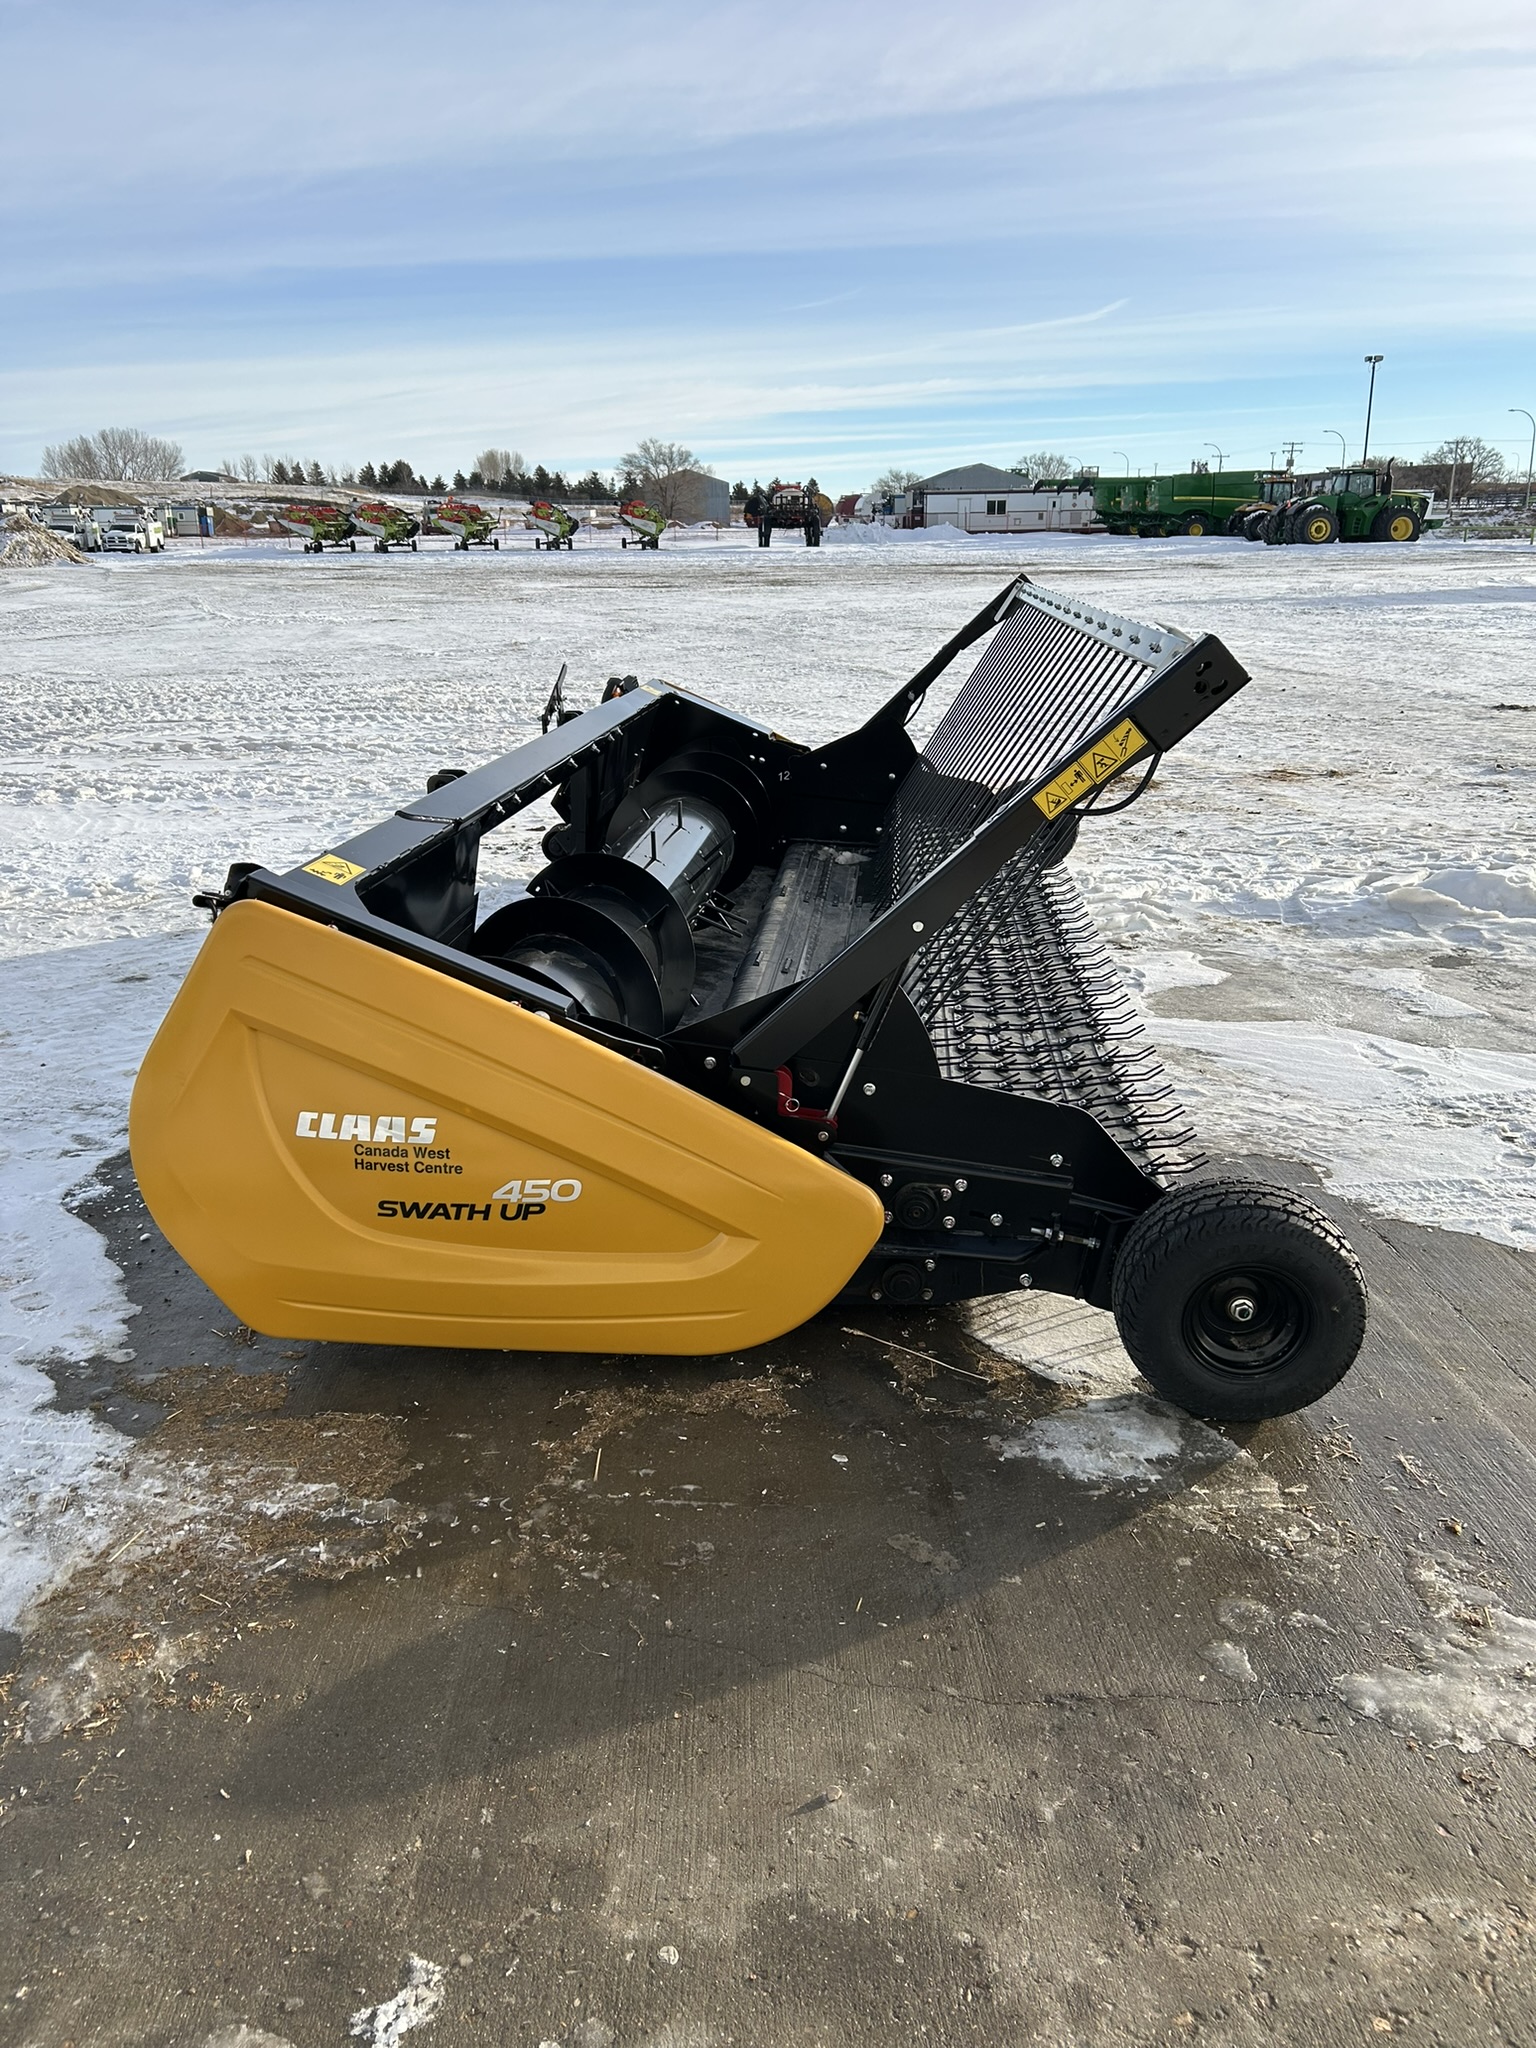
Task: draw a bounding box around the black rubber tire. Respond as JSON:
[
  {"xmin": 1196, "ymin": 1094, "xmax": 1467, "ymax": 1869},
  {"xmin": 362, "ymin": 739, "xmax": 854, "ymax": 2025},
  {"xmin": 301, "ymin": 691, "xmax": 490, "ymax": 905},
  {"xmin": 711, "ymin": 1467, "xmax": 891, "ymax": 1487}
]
[
  {"xmin": 1261, "ymin": 509, "xmax": 1289, "ymax": 545},
  {"xmin": 1371, "ymin": 505, "xmax": 1421, "ymax": 543},
  {"xmin": 1293, "ymin": 504, "xmax": 1339, "ymax": 545},
  {"xmin": 1180, "ymin": 511, "xmax": 1215, "ymax": 536},
  {"xmin": 1242, "ymin": 510, "xmax": 1268, "ymax": 541},
  {"xmin": 1112, "ymin": 1177, "xmax": 1366, "ymax": 1420}
]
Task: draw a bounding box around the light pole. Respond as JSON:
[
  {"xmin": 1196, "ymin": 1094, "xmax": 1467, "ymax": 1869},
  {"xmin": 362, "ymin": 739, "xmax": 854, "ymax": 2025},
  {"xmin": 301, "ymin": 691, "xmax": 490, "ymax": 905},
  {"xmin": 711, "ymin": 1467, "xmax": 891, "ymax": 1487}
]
[
  {"xmin": 1324, "ymin": 429, "xmax": 1346, "ymax": 465},
  {"xmin": 1113, "ymin": 451, "xmax": 1131, "ymax": 476},
  {"xmin": 1204, "ymin": 443, "xmax": 1226, "ymax": 472},
  {"xmin": 1361, "ymin": 355, "xmax": 1383, "ymax": 463},
  {"xmin": 1511, "ymin": 408, "xmax": 1536, "ymax": 512}
]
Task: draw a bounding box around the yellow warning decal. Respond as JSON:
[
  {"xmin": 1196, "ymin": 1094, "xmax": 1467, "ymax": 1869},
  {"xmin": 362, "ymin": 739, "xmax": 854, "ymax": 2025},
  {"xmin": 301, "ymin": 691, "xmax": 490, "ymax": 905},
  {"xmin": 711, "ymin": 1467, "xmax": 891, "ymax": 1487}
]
[
  {"xmin": 302, "ymin": 854, "xmax": 366, "ymax": 886},
  {"xmin": 1033, "ymin": 718, "xmax": 1149, "ymax": 818}
]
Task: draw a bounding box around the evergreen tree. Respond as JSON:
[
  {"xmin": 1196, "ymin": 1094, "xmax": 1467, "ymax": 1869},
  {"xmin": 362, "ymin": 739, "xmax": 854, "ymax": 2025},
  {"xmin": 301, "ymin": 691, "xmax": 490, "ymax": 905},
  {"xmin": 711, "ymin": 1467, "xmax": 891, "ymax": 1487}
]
[
  {"xmin": 430, "ymin": 475, "xmax": 446, "ymax": 494},
  {"xmin": 533, "ymin": 464, "xmax": 552, "ymax": 495},
  {"xmin": 468, "ymin": 470, "xmax": 484, "ymax": 489},
  {"xmin": 307, "ymin": 461, "xmax": 325, "ymax": 485},
  {"xmin": 359, "ymin": 462, "xmax": 377, "ymax": 487},
  {"xmin": 272, "ymin": 460, "xmax": 290, "ymax": 485},
  {"xmin": 452, "ymin": 470, "xmax": 467, "ymax": 491}
]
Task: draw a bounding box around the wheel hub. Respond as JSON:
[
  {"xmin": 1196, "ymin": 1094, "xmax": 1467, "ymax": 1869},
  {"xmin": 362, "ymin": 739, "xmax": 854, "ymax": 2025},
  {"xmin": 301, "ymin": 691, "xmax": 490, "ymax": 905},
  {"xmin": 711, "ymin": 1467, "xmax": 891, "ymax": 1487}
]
[{"xmin": 1183, "ymin": 1266, "xmax": 1311, "ymax": 1375}]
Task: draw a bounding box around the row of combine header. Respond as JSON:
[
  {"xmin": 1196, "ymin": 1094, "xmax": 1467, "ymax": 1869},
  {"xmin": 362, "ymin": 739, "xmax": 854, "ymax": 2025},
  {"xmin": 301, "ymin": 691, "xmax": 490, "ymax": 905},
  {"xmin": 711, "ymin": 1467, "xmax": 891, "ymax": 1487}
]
[
  {"xmin": 276, "ymin": 498, "xmax": 502, "ymax": 553},
  {"xmin": 273, "ymin": 496, "xmax": 672, "ymax": 554}
]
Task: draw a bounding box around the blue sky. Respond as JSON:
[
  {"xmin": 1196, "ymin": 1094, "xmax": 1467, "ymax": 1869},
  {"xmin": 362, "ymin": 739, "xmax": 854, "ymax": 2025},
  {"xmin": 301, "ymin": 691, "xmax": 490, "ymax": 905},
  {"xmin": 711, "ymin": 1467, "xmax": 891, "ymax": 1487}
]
[{"xmin": 4, "ymin": 0, "xmax": 1534, "ymax": 491}]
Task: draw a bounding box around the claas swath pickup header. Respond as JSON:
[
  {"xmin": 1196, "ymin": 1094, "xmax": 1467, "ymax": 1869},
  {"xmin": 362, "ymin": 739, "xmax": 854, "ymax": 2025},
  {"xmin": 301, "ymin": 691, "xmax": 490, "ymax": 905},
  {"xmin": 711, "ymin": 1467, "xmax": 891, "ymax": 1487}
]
[{"xmin": 132, "ymin": 579, "xmax": 1366, "ymax": 1420}]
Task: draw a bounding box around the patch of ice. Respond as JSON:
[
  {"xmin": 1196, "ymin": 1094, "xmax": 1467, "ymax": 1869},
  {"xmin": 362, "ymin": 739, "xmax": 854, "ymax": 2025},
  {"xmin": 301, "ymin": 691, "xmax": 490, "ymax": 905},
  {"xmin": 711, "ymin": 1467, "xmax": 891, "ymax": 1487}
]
[
  {"xmin": 1204, "ymin": 1639, "xmax": 1257, "ymax": 1683},
  {"xmin": 1217, "ymin": 1596, "xmax": 1275, "ymax": 1635},
  {"xmin": 1149, "ymin": 1019, "xmax": 1536, "ymax": 1248},
  {"xmin": 200, "ymin": 2029, "xmax": 296, "ymax": 2048},
  {"xmin": 350, "ymin": 1956, "xmax": 447, "ymax": 2046},
  {"xmin": 1120, "ymin": 948, "xmax": 1229, "ymax": 997},
  {"xmin": 1343, "ymin": 965, "xmax": 1482, "ymax": 1018},
  {"xmin": 887, "ymin": 1533, "xmax": 958, "ymax": 1573},
  {"xmin": 0, "ymin": 932, "xmax": 195, "ymax": 1630},
  {"xmin": 995, "ymin": 1395, "xmax": 1236, "ymax": 1489},
  {"xmin": 1334, "ymin": 1554, "xmax": 1536, "ymax": 1755},
  {"xmin": 962, "ymin": 1292, "xmax": 1141, "ymax": 1395}
]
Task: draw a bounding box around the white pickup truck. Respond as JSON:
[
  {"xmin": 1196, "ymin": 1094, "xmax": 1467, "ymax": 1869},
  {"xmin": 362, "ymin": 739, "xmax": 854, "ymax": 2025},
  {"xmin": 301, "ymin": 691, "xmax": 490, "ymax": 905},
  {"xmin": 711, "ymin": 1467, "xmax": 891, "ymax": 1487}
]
[
  {"xmin": 99, "ymin": 512, "xmax": 166, "ymax": 553},
  {"xmin": 39, "ymin": 506, "xmax": 102, "ymax": 551}
]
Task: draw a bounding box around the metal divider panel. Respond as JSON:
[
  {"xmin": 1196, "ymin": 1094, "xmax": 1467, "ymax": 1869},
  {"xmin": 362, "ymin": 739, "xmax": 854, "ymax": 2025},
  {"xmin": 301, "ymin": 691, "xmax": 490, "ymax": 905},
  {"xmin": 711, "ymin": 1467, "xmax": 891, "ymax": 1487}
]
[
  {"xmin": 923, "ymin": 602, "xmax": 1151, "ymax": 791},
  {"xmin": 878, "ymin": 602, "xmax": 1153, "ymax": 909}
]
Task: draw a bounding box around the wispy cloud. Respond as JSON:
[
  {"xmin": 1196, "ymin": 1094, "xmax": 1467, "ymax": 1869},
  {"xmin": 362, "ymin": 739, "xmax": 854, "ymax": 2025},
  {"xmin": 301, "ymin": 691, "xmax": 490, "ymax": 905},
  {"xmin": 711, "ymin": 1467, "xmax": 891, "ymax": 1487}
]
[{"xmin": 3, "ymin": 1, "xmax": 1533, "ymax": 485}]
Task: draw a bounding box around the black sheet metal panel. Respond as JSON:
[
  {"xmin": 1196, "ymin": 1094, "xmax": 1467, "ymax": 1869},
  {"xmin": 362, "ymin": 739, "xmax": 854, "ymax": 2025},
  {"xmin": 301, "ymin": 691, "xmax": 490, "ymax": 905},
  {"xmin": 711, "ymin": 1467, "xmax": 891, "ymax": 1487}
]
[{"xmin": 729, "ymin": 843, "xmax": 874, "ymax": 1005}]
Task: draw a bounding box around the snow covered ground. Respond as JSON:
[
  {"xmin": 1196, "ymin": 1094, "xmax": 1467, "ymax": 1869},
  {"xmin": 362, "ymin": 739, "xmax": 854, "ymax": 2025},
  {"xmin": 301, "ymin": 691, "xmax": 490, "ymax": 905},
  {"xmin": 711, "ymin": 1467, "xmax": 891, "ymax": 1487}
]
[{"xmin": 2, "ymin": 525, "xmax": 1534, "ymax": 1630}]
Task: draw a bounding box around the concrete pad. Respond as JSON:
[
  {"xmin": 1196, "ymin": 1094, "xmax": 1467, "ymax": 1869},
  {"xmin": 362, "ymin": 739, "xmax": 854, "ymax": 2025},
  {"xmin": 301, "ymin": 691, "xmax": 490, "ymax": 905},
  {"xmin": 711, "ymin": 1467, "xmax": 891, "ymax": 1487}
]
[{"xmin": 2, "ymin": 1155, "xmax": 1533, "ymax": 2048}]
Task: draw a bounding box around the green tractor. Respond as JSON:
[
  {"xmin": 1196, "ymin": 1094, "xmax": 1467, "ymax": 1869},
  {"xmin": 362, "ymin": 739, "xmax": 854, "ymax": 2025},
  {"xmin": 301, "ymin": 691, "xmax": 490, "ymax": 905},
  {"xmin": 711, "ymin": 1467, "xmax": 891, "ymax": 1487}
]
[{"xmin": 1259, "ymin": 467, "xmax": 1430, "ymax": 546}]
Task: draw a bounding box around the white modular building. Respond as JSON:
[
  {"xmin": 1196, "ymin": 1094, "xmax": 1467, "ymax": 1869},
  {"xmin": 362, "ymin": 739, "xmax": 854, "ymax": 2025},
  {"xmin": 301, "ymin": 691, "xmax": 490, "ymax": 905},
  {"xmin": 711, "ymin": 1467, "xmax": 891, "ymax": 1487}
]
[{"xmin": 912, "ymin": 464, "xmax": 1096, "ymax": 533}]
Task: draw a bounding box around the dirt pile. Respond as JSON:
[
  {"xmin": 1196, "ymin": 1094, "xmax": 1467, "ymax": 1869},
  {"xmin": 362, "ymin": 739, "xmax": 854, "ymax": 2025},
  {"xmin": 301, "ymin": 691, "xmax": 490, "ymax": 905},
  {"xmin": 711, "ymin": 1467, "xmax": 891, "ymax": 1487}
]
[{"xmin": 1, "ymin": 512, "xmax": 87, "ymax": 565}]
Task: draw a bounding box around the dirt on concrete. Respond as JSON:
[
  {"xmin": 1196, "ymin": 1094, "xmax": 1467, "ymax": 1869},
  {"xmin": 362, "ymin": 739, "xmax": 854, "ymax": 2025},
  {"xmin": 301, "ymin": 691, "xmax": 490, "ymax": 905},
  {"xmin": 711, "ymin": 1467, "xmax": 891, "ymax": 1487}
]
[{"xmin": 1, "ymin": 1154, "xmax": 1533, "ymax": 2048}]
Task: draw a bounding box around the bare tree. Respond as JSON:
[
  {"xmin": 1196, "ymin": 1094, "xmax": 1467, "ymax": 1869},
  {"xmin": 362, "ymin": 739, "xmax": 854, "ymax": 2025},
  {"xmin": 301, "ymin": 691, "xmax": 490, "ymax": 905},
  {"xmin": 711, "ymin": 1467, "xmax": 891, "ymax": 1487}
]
[
  {"xmin": 1014, "ymin": 450, "xmax": 1075, "ymax": 479},
  {"xmin": 40, "ymin": 436, "xmax": 104, "ymax": 480},
  {"xmin": 619, "ymin": 437, "xmax": 699, "ymax": 519},
  {"xmin": 871, "ymin": 467, "xmax": 921, "ymax": 498},
  {"xmin": 473, "ymin": 447, "xmax": 523, "ymax": 487},
  {"xmin": 1413, "ymin": 435, "xmax": 1506, "ymax": 505},
  {"xmin": 40, "ymin": 426, "xmax": 185, "ymax": 481}
]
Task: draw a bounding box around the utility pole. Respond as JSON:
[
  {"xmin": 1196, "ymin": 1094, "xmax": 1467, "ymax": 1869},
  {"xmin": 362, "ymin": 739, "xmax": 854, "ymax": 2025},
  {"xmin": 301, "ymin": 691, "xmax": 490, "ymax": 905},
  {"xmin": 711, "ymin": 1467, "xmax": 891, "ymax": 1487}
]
[
  {"xmin": 1511, "ymin": 408, "xmax": 1536, "ymax": 512},
  {"xmin": 1362, "ymin": 355, "xmax": 1383, "ymax": 463},
  {"xmin": 1281, "ymin": 440, "xmax": 1303, "ymax": 470}
]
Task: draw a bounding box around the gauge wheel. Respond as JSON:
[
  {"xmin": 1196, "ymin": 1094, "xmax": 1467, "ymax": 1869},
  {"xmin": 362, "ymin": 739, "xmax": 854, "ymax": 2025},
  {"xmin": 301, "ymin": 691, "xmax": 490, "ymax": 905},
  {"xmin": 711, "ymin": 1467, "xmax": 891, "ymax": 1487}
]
[
  {"xmin": 1112, "ymin": 1178, "xmax": 1367, "ymax": 1420},
  {"xmin": 1371, "ymin": 505, "xmax": 1421, "ymax": 543}
]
